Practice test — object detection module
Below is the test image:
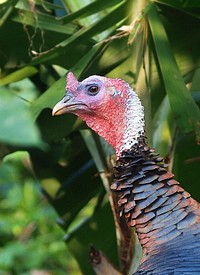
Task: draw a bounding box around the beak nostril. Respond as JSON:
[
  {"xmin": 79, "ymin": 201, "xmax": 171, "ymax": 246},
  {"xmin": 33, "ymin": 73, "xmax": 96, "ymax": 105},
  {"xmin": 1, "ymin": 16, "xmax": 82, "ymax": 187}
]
[
  {"xmin": 52, "ymin": 93, "xmax": 75, "ymax": 116},
  {"xmin": 63, "ymin": 94, "xmax": 73, "ymax": 103}
]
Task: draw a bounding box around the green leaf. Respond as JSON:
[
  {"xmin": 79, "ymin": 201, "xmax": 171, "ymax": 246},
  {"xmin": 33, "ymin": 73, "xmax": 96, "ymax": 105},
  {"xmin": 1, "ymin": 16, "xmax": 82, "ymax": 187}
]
[
  {"xmin": 190, "ymin": 68, "xmax": 200, "ymax": 93},
  {"xmin": 147, "ymin": 4, "xmax": 200, "ymax": 142},
  {"xmin": 66, "ymin": 202, "xmax": 118, "ymax": 275},
  {"xmin": 31, "ymin": 132, "xmax": 102, "ymax": 230},
  {"xmin": 0, "ymin": 88, "xmax": 41, "ymax": 146},
  {"xmin": 31, "ymin": 75, "xmax": 66, "ymax": 119},
  {"xmin": 36, "ymin": 109, "xmax": 77, "ymax": 143},
  {"xmin": 173, "ymin": 132, "xmax": 200, "ymax": 202},
  {"xmin": 0, "ymin": 0, "xmax": 17, "ymax": 27},
  {"xmin": 30, "ymin": 0, "xmax": 129, "ymax": 65},
  {"xmin": 62, "ymin": 0, "xmax": 122, "ymax": 23},
  {"xmin": 11, "ymin": 8, "xmax": 78, "ymax": 35},
  {"xmin": 0, "ymin": 162, "xmax": 20, "ymax": 186},
  {"xmin": 80, "ymin": 130, "xmax": 110, "ymax": 190},
  {"xmin": 152, "ymin": 96, "xmax": 175, "ymax": 157},
  {"xmin": 155, "ymin": 0, "xmax": 200, "ymax": 10},
  {"xmin": 0, "ymin": 66, "xmax": 38, "ymax": 86}
]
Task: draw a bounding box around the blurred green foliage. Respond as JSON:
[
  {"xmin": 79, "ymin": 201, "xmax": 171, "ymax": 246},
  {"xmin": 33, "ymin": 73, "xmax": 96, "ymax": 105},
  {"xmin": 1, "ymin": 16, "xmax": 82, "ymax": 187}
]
[{"xmin": 0, "ymin": 151, "xmax": 80, "ymax": 274}]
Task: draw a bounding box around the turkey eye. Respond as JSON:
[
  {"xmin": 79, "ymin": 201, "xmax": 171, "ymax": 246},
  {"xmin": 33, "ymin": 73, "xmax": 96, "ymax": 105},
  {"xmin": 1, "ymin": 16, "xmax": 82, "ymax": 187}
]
[{"xmin": 88, "ymin": 85, "xmax": 99, "ymax": 95}]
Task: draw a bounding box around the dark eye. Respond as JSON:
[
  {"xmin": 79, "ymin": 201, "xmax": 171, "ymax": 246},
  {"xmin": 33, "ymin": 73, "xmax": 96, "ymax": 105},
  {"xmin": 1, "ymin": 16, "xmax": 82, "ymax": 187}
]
[{"xmin": 87, "ymin": 85, "xmax": 99, "ymax": 96}]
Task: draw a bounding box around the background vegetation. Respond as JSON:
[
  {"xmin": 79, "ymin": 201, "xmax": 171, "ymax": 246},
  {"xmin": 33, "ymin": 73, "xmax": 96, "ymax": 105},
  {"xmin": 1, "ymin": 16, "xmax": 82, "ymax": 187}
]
[{"xmin": 0, "ymin": 0, "xmax": 200, "ymax": 274}]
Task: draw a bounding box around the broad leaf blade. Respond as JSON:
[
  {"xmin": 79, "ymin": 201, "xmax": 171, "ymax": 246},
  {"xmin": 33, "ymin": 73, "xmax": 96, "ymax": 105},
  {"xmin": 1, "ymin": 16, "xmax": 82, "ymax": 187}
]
[
  {"xmin": 12, "ymin": 7, "xmax": 78, "ymax": 34},
  {"xmin": 0, "ymin": 66, "xmax": 38, "ymax": 86},
  {"xmin": 147, "ymin": 4, "xmax": 200, "ymax": 142},
  {"xmin": 0, "ymin": 88, "xmax": 41, "ymax": 146},
  {"xmin": 152, "ymin": 96, "xmax": 175, "ymax": 158},
  {"xmin": 155, "ymin": 0, "xmax": 200, "ymax": 10},
  {"xmin": 62, "ymin": 0, "xmax": 122, "ymax": 23}
]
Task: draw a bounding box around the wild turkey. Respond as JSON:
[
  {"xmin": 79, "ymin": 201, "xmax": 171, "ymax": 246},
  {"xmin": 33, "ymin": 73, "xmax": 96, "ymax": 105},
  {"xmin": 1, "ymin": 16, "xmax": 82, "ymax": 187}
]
[{"xmin": 53, "ymin": 72, "xmax": 200, "ymax": 274}]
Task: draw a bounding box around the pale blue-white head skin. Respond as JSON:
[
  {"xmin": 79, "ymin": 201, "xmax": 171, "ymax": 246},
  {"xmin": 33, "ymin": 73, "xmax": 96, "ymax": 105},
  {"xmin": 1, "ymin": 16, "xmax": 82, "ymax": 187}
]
[{"xmin": 53, "ymin": 72, "xmax": 145, "ymax": 157}]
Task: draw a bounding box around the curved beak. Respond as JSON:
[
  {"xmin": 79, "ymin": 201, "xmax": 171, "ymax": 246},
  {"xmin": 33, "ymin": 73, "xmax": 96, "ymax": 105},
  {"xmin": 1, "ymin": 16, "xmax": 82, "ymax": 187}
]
[
  {"xmin": 52, "ymin": 94, "xmax": 88, "ymax": 116},
  {"xmin": 52, "ymin": 94, "xmax": 75, "ymax": 116}
]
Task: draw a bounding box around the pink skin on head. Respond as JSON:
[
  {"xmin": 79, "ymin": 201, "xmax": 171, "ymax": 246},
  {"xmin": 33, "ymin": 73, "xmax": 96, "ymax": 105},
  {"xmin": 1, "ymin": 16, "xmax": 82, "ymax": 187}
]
[
  {"xmin": 66, "ymin": 72, "xmax": 79, "ymax": 93},
  {"xmin": 68, "ymin": 75, "xmax": 128, "ymax": 155},
  {"xmin": 53, "ymin": 73, "xmax": 145, "ymax": 157}
]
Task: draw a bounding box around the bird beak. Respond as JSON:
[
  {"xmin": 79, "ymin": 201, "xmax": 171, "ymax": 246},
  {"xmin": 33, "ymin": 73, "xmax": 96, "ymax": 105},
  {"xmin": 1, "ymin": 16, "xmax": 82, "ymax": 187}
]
[
  {"xmin": 52, "ymin": 93, "xmax": 89, "ymax": 116},
  {"xmin": 52, "ymin": 94, "xmax": 76, "ymax": 116},
  {"xmin": 53, "ymin": 72, "xmax": 82, "ymax": 116}
]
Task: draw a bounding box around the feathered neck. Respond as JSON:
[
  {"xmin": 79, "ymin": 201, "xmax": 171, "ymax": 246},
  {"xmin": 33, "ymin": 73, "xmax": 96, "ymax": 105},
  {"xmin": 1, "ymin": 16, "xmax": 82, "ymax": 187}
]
[
  {"xmin": 116, "ymin": 86, "xmax": 145, "ymax": 158},
  {"xmin": 75, "ymin": 82, "xmax": 146, "ymax": 158}
]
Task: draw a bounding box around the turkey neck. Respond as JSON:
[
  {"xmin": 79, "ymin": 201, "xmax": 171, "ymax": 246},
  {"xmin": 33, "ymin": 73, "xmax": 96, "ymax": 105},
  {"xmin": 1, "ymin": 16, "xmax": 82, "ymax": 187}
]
[{"xmin": 111, "ymin": 137, "xmax": 200, "ymax": 256}]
